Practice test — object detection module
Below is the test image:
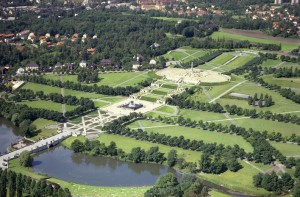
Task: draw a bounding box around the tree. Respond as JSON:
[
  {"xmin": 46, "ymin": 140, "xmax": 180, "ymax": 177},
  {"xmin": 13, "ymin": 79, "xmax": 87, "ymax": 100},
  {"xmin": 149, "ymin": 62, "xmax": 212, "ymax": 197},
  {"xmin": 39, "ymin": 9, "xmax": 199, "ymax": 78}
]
[
  {"xmin": 294, "ymin": 182, "xmax": 300, "ymax": 197},
  {"xmin": 295, "ymin": 164, "xmax": 300, "ymax": 178},
  {"xmin": 19, "ymin": 151, "xmax": 33, "ymax": 167},
  {"xmin": 70, "ymin": 139, "xmax": 85, "ymax": 153},
  {"xmin": 128, "ymin": 147, "xmax": 145, "ymax": 163},
  {"xmin": 167, "ymin": 150, "xmax": 177, "ymax": 167},
  {"xmin": 19, "ymin": 119, "xmax": 34, "ymax": 137},
  {"xmin": 226, "ymin": 159, "xmax": 242, "ymax": 172},
  {"xmin": 144, "ymin": 173, "xmax": 182, "ymax": 197}
]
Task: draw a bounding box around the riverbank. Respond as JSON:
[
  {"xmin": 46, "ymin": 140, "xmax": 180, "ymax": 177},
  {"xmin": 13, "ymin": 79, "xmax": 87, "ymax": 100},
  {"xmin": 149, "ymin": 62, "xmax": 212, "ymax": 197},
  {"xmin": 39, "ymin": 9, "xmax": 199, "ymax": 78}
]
[{"xmin": 8, "ymin": 157, "xmax": 150, "ymax": 197}]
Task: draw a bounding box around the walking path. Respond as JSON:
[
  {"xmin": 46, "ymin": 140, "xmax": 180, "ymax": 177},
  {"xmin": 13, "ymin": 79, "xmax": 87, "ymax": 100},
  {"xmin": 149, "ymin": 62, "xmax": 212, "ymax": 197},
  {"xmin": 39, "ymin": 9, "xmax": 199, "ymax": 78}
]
[
  {"xmin": 137, "ymin": 121, "xmax": 145, "ymax": 131},
  {"xmin": 113, "ymin": 72, "xmax": 147, "ymax": 88},
  {"xmin": 211, "ymin": 56, "xmax": 239, "ymax": 71},
  {"xmin": 209, "ymin": 80, "xmax": 247, "ymax": 103},
  {"xmin": 243, "ymin": 160, "xmax": 264, "ymax": 173}
]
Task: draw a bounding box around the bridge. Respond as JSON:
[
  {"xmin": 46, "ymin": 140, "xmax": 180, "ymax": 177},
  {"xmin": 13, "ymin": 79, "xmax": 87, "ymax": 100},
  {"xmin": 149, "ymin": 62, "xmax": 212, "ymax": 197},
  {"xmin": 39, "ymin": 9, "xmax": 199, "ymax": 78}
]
[{"xmin": 0, "ymin": 129, "xmax": 73, "ymax": 170}]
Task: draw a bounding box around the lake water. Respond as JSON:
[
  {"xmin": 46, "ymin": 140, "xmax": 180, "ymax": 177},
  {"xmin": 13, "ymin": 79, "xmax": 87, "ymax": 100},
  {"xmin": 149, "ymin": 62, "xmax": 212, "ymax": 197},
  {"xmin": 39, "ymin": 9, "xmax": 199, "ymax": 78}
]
[
  {"xmin": 0, "ymin": 117, "xmax": 22, "ymax": 154},
  {"xmin": 33, "ymin": 145, "xmax": 178, "ymax": 186}
]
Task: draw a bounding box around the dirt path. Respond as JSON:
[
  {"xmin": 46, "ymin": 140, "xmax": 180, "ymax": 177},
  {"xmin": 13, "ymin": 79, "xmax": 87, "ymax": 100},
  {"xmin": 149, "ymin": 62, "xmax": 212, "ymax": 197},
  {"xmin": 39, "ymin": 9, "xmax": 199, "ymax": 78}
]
[{"xmin": 221, "ymin": 28, "xmax": 300, "ymax": 44}]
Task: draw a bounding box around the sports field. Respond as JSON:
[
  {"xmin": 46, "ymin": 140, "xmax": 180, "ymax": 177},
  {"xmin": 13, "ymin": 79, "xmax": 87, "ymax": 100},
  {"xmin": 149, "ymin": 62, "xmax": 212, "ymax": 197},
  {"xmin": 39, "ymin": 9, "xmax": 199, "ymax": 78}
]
[
  {"xmin": 44, "ymin": 72, "xmax": 150, "ymax": 87},
  {"xmin": 18, "ymin": 100, "xmax": 76, "ymax": 112},
  {"xmin": 211, "ymin": 30, "xmax": 299, "ymax": 51},
  {"xmin": 127, "ymin": 120, "xmax": 253, "ymax": 152}
]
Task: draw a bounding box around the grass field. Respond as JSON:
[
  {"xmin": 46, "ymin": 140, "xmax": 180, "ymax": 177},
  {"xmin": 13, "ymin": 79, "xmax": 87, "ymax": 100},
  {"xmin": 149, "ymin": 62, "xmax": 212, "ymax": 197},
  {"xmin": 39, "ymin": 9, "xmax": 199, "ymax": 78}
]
[
  {"xmin": 44, "ymin": 72, "xmax": 150, "ymax": 87},
  {"xmin": 178, "ymin": 109, "xmax": 231, "ymax": 124},
  {"xmin": 156, "ymin": 105, "xmax": 177, "ymax": 114},
  {"xmin": 18, "ymin": 100, "xmax": 76, "ymax": 112},
  {"xmin": 216, "ymin": 80, "xmax": 300, "ymax": 114},
  {"xmin": 210, "ymin": 190, "xmax": 233, "ymax": 197},
  {"xmin": 127, "ymin": 120, "xmax": 253, "ymax": 153},
  {"xmin": 8, "ymin": 158, "xmax": 149, "ymax": 197},
  {"xmin": 233, "ymin": 116, "xmax": 300, "ymax": 137},
  {"xmin": 211, "ymin": 31, "xmax": 299, "ymax": 51},
  {"xmin": 262, "ymin": 75, "xmax": 300, "ymax": 89},
  {"xmin": 63, "ymin": 135, "xmax": 202, "ymax": 164},
  {"xmin": 199, "ymin": 160, "xmax": 271, "ymax": 196},
  {"xmin": 209, "ymin": 53, "xmax": 235, "ymax": 66},
  {"xmin": 30, "ymin": 118, "xmax": 57, "ymax": 140},
  {"xmin": 224, "ymin": 55, "xmax": 254, "ymax": 71},
  {"xmin": 22, "ymin": 82, "xmax": 105, "ymax": 99},
  {"xmin": 270, "ymin": 141, "xmax": 300, "ymax": 156},
  {"xmin": 163, "ymin": 47, "xmax": 211, "ymax": 63},
  {"xmin": 260, "ymin": 59, "xmax": 300, "ymax": 68}
]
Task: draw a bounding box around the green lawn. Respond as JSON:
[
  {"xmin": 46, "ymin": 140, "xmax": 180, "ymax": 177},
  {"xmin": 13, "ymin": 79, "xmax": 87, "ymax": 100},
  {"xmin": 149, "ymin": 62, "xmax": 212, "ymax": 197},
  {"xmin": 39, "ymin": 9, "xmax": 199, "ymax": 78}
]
[
  {"xmin": 270, "ymin": 141, "xmax": 300, "ymax": 156},
  {"xmin": 210, "ymin": 190, "xmax": 233, "ymax": 197},
  {"xmin": 233, "ymin": 117, "xmax": 300, "ymax": 137},
  {"xmin": 22, "ymin": 82, "xmax": 105, "ymax": 99},
  {"xmin": 178, "ymin": 109, "xmax": 231, "ymax": 125},
  {"xmin": 18, "ymin": 100, "xmax": 76, "ymax": 112},
  {"xmin": 224, "ymin": 55, "xmax": 253, "ymax": 71},
  {"xmin": 262, "ymin": 75, "xmax": 300, "ymax": 89},
  {"xmin": 63, "ymin": 135, "xmax": 202, "ymax": 164},
  {"xmin": 44, "ymin": 72, "xmax": 150, "ymax": 87},
  {"xmin": 216, "ymin": 81, "xmax": 300, "ymax": 114},
  {"xmin": 163, "ymin": 47, "xmax": 210, "ymax": 63},
  {"xmin": 127, "ymin": 120, "xmax": 253, "ymax": 153},
  {"xmin": 199, "ymin": 160, "xmax": 271, "ymax": 196},
  {"xmin": 30, "ymin": 118, "xmax": 57, "ymax": 140},
  {"xmin": 209, "ymin": 53, "xmax": 235, "ymax": 66},
  {"xmin": 156, "ymin": 105, "xmax": 177, "ymax": 114},
  {"xmin": 211, "ymin": 31, "xmax": 299, "ymax": 51},
  {"xmin": 8, "ymin": 158, "xmax": 149, "ymax": 197},
  {"xmin": 260, "ymin": 60, "xmax": 300, "ymax": 69}
]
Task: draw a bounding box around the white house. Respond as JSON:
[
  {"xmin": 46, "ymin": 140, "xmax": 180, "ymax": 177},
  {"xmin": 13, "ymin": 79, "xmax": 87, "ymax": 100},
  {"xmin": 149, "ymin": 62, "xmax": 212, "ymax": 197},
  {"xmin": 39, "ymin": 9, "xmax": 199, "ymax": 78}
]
[
  {"xmin": 132, "ymin": 61, "xmax": 141, "ymax": 70},
  {"xmin": 16, "ymin": 68, "xmax": 25, "ymax": 75},
  {"xmin": 149, "ymin": 59, "xmax": 157, "ymax": 65},
  {"xmin": 79, "ymin": 60, "xmax": 87, "ymax": 68}
]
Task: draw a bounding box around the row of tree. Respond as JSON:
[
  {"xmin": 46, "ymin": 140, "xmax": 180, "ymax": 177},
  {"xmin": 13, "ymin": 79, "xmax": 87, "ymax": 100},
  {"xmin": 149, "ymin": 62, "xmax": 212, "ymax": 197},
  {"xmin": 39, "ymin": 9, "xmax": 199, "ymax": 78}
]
[
  {"xmin": 77, "ymin": 69, "xmax": 99, "ymax": 83},
  {"xmin": 12, "ymin": 89, "xmax": 94, "ymax": 108},
  {"xmin": 247, "ymin": 93, "xmax": 274, "ymax": 107},
  {"xmin": 178, "ymin": 50, "xmax": 225, "ymax": 68},
  {"xmin": 253, "ymin": 172, "xmax": 294, "ymax": 194},
  {"xmin": 166, "ymin": 87, "xmax": 300, "ymax": 125},
  {"xmin": 0, "ymin": 169, "xmax": 71, "ymax": 197},
  {"xmin": 272, "ymin": 67, "xmax": 300, "ymax": 78},
  {"xmin": 19, "ymin": 75, "xmax": 153, "ymax": 96},
  {"xmin": 148, "ymin": 114, "xmax": 288, "ymax": 165}
]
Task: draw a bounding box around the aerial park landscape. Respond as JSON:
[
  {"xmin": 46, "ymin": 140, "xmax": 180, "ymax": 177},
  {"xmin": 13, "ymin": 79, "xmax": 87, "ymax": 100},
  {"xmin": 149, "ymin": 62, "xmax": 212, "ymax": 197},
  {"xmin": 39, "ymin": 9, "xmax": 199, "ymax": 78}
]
[{"xmin": 0, "ymin": 0, "xmax": 300, "ymax": 196}]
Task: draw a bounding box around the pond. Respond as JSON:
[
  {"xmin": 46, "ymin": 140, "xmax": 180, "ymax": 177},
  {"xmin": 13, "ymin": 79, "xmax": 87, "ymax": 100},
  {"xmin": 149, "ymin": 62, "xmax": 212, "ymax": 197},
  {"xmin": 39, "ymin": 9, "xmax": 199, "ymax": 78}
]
[
  {"xmin": 0, "ymin": 117, "xmax": 22, "ymax": 154},
  {"xmin": 33, "ymin": 145, "xmax": 178, "ymax": 187}
]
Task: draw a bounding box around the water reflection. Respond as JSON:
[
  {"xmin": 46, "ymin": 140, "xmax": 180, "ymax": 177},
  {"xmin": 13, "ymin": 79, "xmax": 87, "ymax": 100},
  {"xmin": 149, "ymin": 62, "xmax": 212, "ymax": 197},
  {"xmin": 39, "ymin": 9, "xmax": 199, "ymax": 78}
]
[
  {"xmin": 0, "ymin": 118, "xmax": 22, "ymax": 154},
  {"xmin": 33, "ymin": 146, "xmax": 177, "ymax": 186}
]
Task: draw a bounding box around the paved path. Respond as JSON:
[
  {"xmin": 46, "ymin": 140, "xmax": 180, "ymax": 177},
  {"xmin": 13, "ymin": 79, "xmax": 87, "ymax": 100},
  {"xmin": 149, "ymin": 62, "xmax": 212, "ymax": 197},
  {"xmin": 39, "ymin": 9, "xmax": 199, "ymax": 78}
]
[
  {"xmin": 137, "ymin": 121, "xmax": 145, "ymax": 131},
  {"xmin": 211, "ymin": 56, "xmax": 238, "ymax": 71},
  {"xmin": 273, "ymin": 62, "xmax": 285, "ymax": 68},
  {"xmin": 0, "ymin": 129, "xmax": 72, "ymax": 169},
  {"xmin": 209, "ymin": 80, "xmax": 247, "ymax": 103},
  {"xmin": 244, "ymin": 160, "xmax": 264, "ymax": 173},
  {"xmin": 113, "ymin": 72, "xmax": 147, "ymax": 88}
]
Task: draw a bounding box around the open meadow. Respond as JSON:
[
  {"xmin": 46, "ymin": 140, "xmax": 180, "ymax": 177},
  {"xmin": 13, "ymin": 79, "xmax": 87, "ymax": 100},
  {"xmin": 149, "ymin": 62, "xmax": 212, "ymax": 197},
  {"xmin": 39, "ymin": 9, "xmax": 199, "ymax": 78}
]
[
  {"xmin": 44, "ymin": 72, "xmax": 151, "ymax": 87},
  {"xmin": 127, "ymin": 120, "xmax": 253, "ymax": 152},
  {"xmin": 17, "ymin": 100, "xmax": 77, "ymax": 112},
  {"xmin": 211, "ymin": 29, "xmax": 299, "ymax": 51},
  {"xmin": 163, "ymin": 47, "xmax": 211, "ymax": 63}
]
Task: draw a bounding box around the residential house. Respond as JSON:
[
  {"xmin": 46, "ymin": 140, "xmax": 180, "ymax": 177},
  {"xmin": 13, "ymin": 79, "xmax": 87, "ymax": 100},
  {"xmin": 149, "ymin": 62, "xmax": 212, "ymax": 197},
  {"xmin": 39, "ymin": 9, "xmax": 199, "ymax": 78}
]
[
  {"xmin": 16, "ymin": 68, "xmax": 25, "ymax": 75},
  {"xmin": 132, "ymin": 61, "xmax": 141, "ymax": 70},
  {"xmin": 17, "ymin": 30, "xmax": 30, "ymax": 40},
  {"xmin": 25, "ymin": 63, "xmax": 39, "ymax": 71},
  {"xmin": 100, "ymin": 59, "xmax": 113, "ymax": 66}
]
